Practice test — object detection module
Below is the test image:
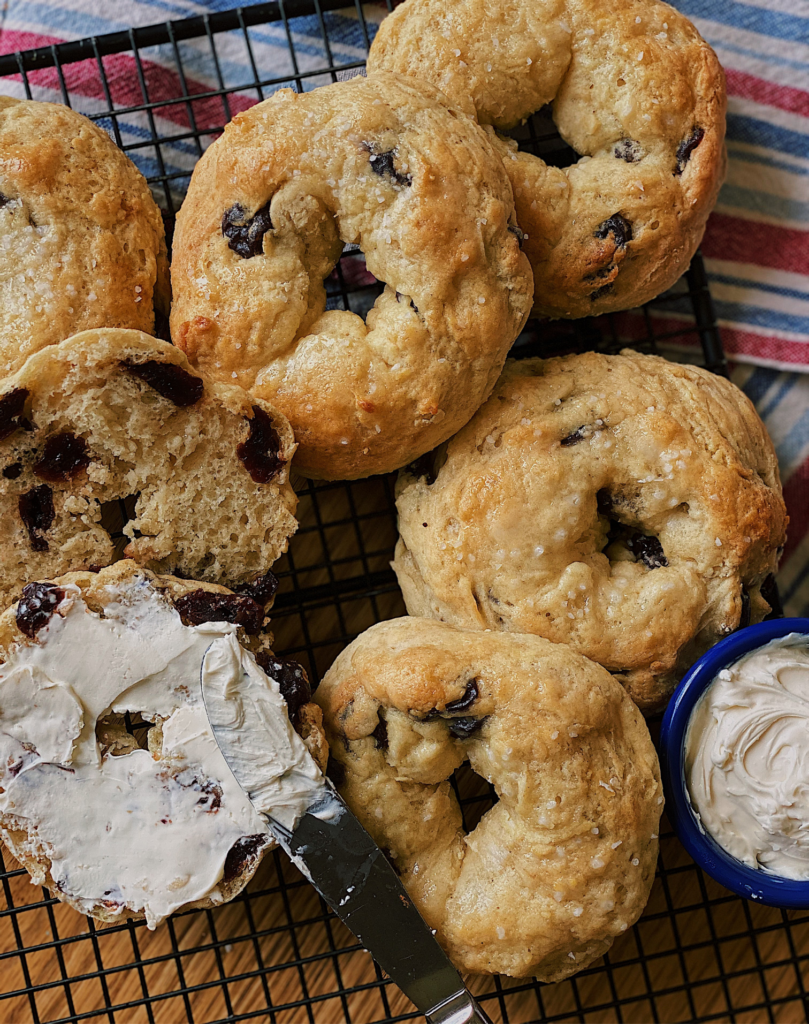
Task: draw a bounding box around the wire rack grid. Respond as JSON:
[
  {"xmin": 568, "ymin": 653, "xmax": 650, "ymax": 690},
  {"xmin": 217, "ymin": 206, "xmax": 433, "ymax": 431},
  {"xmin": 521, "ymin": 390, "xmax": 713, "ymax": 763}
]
[{"xmin": 0, "ymin": 3, "xmax": 806, "ymax": 1023}]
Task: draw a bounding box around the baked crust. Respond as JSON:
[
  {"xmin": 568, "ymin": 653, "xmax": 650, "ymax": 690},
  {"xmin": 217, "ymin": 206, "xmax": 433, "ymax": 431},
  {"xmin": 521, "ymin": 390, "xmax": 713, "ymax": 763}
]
[
  {"xmin": 0, "ymin": 329, "xmax": 298, "ymax": 611},
  {"xmin": 393, "ymin": 352, "xmax": 787, "ymax": 710},
  {"xmin": 0, "ymin": 97, "xmax": 169, "ymax": 376},
  {"xmin": 0, "ymin": 560, "xmax": 327, "ymax": 927},
  {"xmin": 316, "ymin": 616, "xmax": 662, "ymax": 981},
  {"xmin": 368, "ymin": 0, "xmax": 727, "ymax": 318},
  {"xmin": 170, "ymin": 72, "xmax": 533, "ymax": 479}
]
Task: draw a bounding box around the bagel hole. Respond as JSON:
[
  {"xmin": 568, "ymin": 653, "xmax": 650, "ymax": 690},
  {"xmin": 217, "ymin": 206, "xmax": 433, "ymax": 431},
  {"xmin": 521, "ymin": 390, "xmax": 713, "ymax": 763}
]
[
  {"xmin": 99, "ymin": 494, "xmax": 140, "ymax": 558},
  {"xmin": 451, "ymin": 762, "xmax": 499, "ymax": 833},
  {"xmin": 96, "ymin": 710, "xmax": 154, "ymax": 758},
  {"xmin": 326, "ymin": 246, "xmax": 382, "ymax": 317},
  {"xmin": 502, "ymin": 104, "xmax": 579, "ymax": 169}
]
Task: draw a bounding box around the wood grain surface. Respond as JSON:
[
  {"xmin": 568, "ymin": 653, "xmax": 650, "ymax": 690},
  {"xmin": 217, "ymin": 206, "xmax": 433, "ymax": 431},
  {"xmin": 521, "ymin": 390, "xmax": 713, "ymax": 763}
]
[{"xmin": 1, "ymin": 472, "xmax": 807, "ymax": 1024}]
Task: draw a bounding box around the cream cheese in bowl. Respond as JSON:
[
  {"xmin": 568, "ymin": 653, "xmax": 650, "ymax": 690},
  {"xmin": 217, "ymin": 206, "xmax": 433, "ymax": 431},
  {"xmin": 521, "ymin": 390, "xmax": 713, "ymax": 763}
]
[{"xmin": 685, "ymin": 634, "xmax": 809, "ymax": 880}]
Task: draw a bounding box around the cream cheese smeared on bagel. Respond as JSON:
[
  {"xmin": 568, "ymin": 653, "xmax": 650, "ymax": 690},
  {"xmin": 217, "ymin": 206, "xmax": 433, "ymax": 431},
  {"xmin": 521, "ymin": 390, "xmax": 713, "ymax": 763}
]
[{"xmin": 0, "ymin": 574, "xmax": 316, "ymax": 928}]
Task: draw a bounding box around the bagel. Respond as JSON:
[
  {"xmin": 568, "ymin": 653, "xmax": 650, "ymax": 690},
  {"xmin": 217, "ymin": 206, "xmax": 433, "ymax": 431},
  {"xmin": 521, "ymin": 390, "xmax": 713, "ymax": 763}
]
[
  {"xmin": 316, "ymin": 616, "xmax": 663, "ymax": 981},
  {"xmin": 170, "ymin": 72, "xmax": 533, "ymax": 480},
  {"xmin": 0, "ymin": 329, "xmax": 297, "ymax": 611},
  {"xmin": 368, "ymin": 0, "xmax": 727, "ymax": 318},
  {"xmin": 393, "ymin": 353, "xmax": 787, "ymax": 711},
  {"xmin": 0, "ymin": 97, "xmax": 170, "ymax": 377},
  {"xmin": 0, "ymin": 561, "xmax": 327, "ymax": 928}
]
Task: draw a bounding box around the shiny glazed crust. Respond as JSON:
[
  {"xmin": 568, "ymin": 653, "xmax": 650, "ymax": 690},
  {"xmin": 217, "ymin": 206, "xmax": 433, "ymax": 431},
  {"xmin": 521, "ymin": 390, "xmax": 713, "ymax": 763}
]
[
  {"xmin": 0, "ymin": 97, "xmax": 170, "ymax": 377},
  {"xmin": 315, "ymin": 617, "xmax": 663, "ymax": 981},
  {"xmin": 368, "ymin": 0, "xmax": 727, "ymax": 318},
  {"xmin": 393, "ymin": 353, "xmax": 787, "ymax": 711},
  {"xmin": 170, "ymin": 72, "xmax": 533, "ymax": 480},
  {"xmin": 0, "ymin": 330, "xmax": 298, "ymax": 611},
  {"xmin": 0, "ymin": 561, "xmax": 328, "ymax": 927}
]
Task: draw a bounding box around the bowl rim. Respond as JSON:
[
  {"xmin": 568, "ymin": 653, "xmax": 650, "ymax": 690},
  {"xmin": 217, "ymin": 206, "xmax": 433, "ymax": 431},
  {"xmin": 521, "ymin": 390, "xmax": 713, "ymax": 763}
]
[{"xmin": 659, "ymin": 617, "xmax": 809, "ymax": 908}]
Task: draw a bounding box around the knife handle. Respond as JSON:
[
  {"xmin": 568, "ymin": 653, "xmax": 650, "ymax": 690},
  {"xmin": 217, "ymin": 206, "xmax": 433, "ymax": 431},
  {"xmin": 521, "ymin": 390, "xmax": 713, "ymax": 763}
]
[{"xmin": 426, "ymin": 989, "xmax": 495, "ymax": 1024}]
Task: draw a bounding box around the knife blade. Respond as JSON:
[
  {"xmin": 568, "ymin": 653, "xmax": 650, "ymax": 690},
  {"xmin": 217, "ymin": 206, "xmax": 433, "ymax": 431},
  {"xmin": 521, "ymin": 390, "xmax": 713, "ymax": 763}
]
[{"xmin": 200, "ymin": 639, "xmax": 492, "ymax": 1024}]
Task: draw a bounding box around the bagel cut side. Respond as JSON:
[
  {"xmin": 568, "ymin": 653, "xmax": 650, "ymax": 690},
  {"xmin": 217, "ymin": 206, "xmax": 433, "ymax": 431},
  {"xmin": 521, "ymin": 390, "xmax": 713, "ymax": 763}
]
[
  {"xmin": 170, "ymin": 72, "xmax": 533, "ymax": 480},
  {"xmin": 0, "ymin": 330, "xmax": 298, "ymax": 611},
  {"xmin": 0, "ymin": 97, "xmax": 170, "ymax": 377},
  {"xmin": 316, "ymin": 617, "xmax": 663, "ymax": 981},
  {"xmin": 368, "ymin": 0, "xmax": 726, "ymax": 319},
  {"xmin": 393, "ymin": 352, "xmax": 787, "ymax": 711},
  {"xmin": 0, "ymin": 561, "xmax": 327, "ymax": 928}
]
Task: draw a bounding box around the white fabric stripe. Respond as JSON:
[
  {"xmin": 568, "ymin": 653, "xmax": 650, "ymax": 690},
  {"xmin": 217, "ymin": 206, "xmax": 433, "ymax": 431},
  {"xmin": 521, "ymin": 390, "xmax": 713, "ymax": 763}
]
[
  {"xmin": 728, "ymin": 141, "xmax": 809, "ymax": 174},
  {"xmin": 712, "ymin": 282, "xmax": 809, "ymax": 318},
  {"xmin": 728, "ymin": 96, "xmax": 809, "ymax": 137},
  {"xmin": 730, "ymin": 0, "xmax": 809, "ymax": 16},
  {"xmin": 705, "ymin": 260, "xmax": 809, "ymax": 295},
  {"xmin": 691, "ymin": 16, "xmax": 809, "ymax": 68},
  {"xmin": 714, "ymin": 199, "xmax": 809, "ymax": 230},
  {"xmin": 724, "ymin": 158, "xmax": 809, "ymax": 201}
]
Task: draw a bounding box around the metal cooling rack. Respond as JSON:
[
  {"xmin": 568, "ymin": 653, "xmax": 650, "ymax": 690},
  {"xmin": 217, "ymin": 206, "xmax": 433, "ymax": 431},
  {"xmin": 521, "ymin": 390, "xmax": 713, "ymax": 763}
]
[{"xmin": 0, "ymin": 3, "xmax": 806, "ymax": 1022}]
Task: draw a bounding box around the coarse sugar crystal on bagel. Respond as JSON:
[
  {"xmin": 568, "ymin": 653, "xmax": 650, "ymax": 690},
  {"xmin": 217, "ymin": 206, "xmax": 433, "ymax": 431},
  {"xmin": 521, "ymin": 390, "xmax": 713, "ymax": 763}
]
[
  {"xmin": 170, "ymin": 72, "xmax": 533, "ymax": 480},
  {"xmin": 315, "ymin": 616, "xmax": 663, "ymax": 981},
  {"xmin": 393, "ymin": 352, "xmax": 787, "ymax": 712},
  {"xmin": 0, "ymin": 97, "xmax": 170, "ymax": 377},
  {"xmin": 0, "ymin": 561, "xmax": 327, "ymax": 928},
  {"xmin": 0, "ymin": 329, "xmax": 298, "ymax": 611},
  {"xmin": 368, "ymin": 0, "xmax": 727, "ymax": 319}
]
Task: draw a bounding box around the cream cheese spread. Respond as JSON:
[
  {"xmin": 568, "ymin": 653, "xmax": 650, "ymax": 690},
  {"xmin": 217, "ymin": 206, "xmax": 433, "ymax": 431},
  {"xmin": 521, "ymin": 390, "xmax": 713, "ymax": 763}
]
[
  {"xmin": 201, "ymin": 634, "xmax": 324, "ymax": 830},
  {"xmin": 0, "ymin": 577, "xmax": 318, "ymax": 927},
  {"xmin": 685, "ymin": 633, "xmax": 809, "ymax": 880}
]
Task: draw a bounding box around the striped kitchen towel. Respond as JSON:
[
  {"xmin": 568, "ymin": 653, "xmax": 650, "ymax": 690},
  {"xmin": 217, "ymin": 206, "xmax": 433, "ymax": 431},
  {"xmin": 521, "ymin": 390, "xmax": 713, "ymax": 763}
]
[{"xmin": 0, "ymin": 0, "xmax": 807, "ymax": 613}]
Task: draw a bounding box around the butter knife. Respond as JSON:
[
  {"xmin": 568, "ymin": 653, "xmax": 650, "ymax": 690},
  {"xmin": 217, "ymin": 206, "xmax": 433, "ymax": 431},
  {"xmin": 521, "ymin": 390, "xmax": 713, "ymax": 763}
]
[{"xmin": 200, "ymin": 642, "xmax": 492, "ymax": 1024}]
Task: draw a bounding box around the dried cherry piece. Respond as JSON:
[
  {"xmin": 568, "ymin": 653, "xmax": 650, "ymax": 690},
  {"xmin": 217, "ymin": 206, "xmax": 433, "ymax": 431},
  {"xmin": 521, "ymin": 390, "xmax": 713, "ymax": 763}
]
[
  {"xmin": 256, "ymin": 653, "xmax": 312, "ymax": 725},
  {"xmin": 237, "ymin": 407, "xmax": 285, "ymax": 484},
  {"xmin": 2, "ymin": 462, "xmax": 22, "ymax": 479},
  {"xmin": 19, "ymin": 484, "xmax": 55, "ymax": 552},
  {"xmin": 675, "ymin": 126, "xmax": 705, "ymax": 175},
  {"xmin": 174, "ymin": 590, "xmax": 264, "ymax": 635},
  {"xmin": 223, "ymin": 834, "xmax": 268, "ymax": 883},
  {"xmin": 222, "ymin": 201, "xmax": 273, "ymax": 259},
  {"xmin": 448, "ymin": 717, "xmax": 486, "ymax": 738},
  {"xmin": 363, "ymin": 144, "xmax": 412, "ymax": 187},
  {"xmin": 627, "ymin": 533, "xmax": 668, "ymax": 570},
  {"xmin": 594, "ymin": 214, "xmax": 633, "ymax": 248},
  {"xmin": 233, "ymin": 569, "xmax": 279, "ymax": 608},
  {"xmin": 123, "ymin": 359, "xmax": 204, "ymax": 407},
  {"xmin": 426, "ymin": 680, "xmax": 482, "ymax": 735},
  {"xmin": 0, "ymin": 388, "xmax": 30, "ymax": 442},
  {"xmin": 560, "ymin": 426, "xmax": 589, "ymax": 447},
  {"xmin": 444, "ymin": 679, "xmax": 479, "ymax": 715},
  {"xmin": 614, "ymin": 139, "xmax": 642, "ymax": 163},
  {"xmin": 16, "ymin": 581, "xmax": 65, "ymax": 638},
  {"xmin": 371, "ymin": 713, "xmax": 388, "ymax": 751},
  {"xmin": 33, "ymin": 433, "xmax": 90, "ymax": 482}
]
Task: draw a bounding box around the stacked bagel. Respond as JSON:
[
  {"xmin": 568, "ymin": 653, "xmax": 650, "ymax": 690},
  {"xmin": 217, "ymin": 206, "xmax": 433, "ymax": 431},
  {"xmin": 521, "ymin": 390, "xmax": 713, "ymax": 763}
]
[{"xmin": 0, "ymin": 0, "xmax": 789, "ymax": 989}]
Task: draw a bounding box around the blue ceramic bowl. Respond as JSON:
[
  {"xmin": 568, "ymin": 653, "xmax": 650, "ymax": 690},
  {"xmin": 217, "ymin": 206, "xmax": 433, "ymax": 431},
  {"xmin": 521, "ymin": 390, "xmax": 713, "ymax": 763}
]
[{"xmin": 660, "ymin": 617, "xmax": 809, "ymax": 908}]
